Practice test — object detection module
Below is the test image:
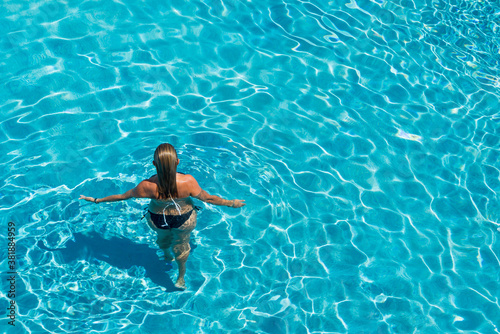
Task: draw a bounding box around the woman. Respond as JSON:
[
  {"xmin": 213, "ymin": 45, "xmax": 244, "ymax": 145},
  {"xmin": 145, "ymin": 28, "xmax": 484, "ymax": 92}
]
[{"xmin": 80, "ymin": 143, "xmax": 245, "ymax": 289}]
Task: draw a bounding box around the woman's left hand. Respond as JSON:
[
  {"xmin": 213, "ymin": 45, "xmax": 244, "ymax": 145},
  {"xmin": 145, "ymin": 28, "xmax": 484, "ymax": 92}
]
[{"xmin": 231, "ymin": 199, "xmax": 246, "ymax": 208}]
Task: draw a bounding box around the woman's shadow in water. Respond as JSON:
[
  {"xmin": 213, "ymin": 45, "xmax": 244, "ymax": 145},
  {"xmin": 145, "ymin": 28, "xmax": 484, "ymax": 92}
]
[{"xmin": 37, "ymin": 231, "xmax": 193, "ymax": 292}]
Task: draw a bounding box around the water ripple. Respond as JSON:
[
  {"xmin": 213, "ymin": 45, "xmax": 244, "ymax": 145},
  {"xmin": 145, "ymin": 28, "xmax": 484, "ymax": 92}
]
[{"xmin": 1, "ymin": 0, "xmax": 500, "ymax": 332}]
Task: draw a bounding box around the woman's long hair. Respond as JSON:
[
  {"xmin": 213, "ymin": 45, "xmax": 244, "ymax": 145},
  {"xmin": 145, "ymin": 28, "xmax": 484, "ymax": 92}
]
[{"xmin": 154, "ymin": 143, "xmax": 178, "ymax": 199}]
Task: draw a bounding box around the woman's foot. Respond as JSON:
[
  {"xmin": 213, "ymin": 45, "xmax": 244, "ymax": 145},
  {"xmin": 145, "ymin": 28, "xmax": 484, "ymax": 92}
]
[{"xmin": 175, "ymin": 278, "xmax": 186, "ymax": 290}]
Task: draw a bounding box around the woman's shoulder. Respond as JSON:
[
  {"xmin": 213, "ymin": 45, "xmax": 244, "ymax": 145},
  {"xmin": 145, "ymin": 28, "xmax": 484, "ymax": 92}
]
[
  {"xmin": 135, "ymin": 177, "xmax": 158, "ymax": 197},
  {"xmin": 177, "ymin": 172, "xmax": 196, "ymax": 181},
  {"xmin": 147, "ymin": 174, "xmax": 158, "ymax": 182},
  {"xmin": 177, "ymin": 173, "xmax": 201, "ymax": 197}
]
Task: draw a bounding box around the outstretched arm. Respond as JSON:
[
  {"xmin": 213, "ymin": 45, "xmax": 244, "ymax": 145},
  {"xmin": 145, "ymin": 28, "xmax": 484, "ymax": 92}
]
[
  {"xmin": 194, "ymin": 189, "xmax": 246, "ymax": 208},
  {"xmin": 79, "ymin": 181, "xmax": 151, "ymax": 204},
  {"xmin": 187, "ymin": 175, "xmax": 245, "ymax": 208}
]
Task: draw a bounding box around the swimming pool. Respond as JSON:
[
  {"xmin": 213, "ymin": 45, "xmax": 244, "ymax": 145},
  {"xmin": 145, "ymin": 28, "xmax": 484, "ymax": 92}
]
[{"xmin": 1, "ymin": 0, "xmax": 499, "ymax": 332}]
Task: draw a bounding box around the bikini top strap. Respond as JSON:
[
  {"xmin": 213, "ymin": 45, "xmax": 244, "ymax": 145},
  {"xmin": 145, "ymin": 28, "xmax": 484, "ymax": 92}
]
[{"xmin": 169, "ymin": 194, "xmax": 182, "ymax": 215}]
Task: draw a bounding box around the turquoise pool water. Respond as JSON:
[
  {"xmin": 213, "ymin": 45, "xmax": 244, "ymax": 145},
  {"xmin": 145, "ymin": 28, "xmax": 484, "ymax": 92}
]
[{"xmin": 1, "ymin": 0, "xmax": 500, "ymax": 332}]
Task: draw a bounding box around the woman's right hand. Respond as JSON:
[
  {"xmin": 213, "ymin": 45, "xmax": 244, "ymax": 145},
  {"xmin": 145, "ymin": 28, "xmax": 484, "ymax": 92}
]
[
  {"xmin": 191, "ymin": 183, "xmax": 246, "ymax": 208},
  {"xmin": 79, "ymin": 195, "xmax": 97, "ymax": 203}
]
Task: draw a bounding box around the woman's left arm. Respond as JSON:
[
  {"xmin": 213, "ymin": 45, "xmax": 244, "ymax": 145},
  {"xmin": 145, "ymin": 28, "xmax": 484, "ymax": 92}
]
[{"xmin": 79, "ymin": 181, "xmax": 150, "ymax": 204}]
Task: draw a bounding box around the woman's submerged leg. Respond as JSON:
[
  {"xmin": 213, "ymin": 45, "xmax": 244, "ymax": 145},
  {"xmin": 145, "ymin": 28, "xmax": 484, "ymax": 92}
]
[
  {"xmin": 146, "ymin": 212, "xmax": 175, "ymax": 263},
  {"xmin": 171, "ymin": 211, "xmax": 197, "ymax": 289},
  {"xmin": 156, "ymin": 233, "xmax": 174, "ymax": 262}
]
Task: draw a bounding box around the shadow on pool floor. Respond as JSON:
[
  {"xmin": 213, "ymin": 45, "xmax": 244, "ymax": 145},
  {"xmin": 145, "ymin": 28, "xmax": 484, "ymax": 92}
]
[{"xmin": 37, "ymin": 231, "xmax": 187, "ymax": 292}]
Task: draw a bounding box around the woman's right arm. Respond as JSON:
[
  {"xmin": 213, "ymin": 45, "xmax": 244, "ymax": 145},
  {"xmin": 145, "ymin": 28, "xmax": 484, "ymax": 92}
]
[{"xmin": 188, "ymin": 176, "xmax": 245, "ymax": 208}]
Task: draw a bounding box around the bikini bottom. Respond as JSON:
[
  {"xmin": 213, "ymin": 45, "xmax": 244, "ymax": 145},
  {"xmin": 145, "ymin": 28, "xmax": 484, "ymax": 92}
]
[{"xmin": 147, "ymin": 208, "xmax": 198, "ymax": 229}]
